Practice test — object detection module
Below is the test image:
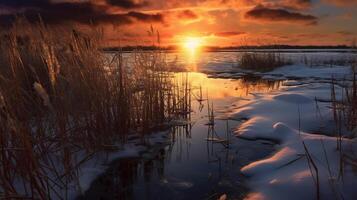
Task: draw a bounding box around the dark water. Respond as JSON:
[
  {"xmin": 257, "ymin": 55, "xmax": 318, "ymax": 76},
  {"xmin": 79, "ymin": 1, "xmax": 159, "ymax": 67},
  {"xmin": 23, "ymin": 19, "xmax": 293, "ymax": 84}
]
[{"xmin": 78, "ymin": 73, "xmax": 281, "ymax": 200}]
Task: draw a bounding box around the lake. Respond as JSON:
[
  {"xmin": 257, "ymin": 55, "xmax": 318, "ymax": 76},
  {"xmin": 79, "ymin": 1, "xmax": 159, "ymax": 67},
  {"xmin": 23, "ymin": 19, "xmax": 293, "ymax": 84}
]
[{"xmin": 77, "ymin": 50, "xmax": 357, "ymax": 200}]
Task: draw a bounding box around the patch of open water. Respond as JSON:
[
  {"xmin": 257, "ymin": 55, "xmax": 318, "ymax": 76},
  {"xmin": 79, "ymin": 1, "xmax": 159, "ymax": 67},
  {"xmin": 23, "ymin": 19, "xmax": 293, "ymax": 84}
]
[{"xmin": 78, "ymin": 73, "xmax": 282, "ymax": 200}]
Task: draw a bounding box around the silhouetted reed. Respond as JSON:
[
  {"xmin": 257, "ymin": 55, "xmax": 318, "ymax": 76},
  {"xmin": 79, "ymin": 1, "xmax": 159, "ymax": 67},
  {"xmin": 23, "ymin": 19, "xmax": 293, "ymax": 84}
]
[
  {"xmin": 238, "ymin": 52, "xmax": 291, "ymax": 72},
  {"xmin": 0, "ymin": 18, "xmax": 191, "ymax": 198}
]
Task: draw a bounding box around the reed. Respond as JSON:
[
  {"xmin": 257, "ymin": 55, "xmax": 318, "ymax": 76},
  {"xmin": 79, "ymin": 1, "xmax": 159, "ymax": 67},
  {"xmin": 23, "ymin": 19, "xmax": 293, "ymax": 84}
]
[
  {"xmin": 298, "ymin": 106, "xmax": 320, "ymax": 200},
  {"xmin": 329, "ymin": 59, "xmax": 357, "ymax": 182},
  {"xmin": 238, "ymin": 52, "xmax": 291, "ymax": 72},
  {"xmin": 0, "ymin": 18, "xmax": 190, "ymax": 198},
  {"xmin": 330, "ymin": 62, "xmax": 357, "ymax": 136}
]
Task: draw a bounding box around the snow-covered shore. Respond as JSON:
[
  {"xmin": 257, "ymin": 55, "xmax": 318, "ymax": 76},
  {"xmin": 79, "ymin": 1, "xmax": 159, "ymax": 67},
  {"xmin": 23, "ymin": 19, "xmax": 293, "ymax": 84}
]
[
  {"xmin": 225, "ymin": 64, "xmax": 357, "ymax": 200},
  {"xmin": 67, "ymin": 131, "xmax": 171, "ymax": 198}
]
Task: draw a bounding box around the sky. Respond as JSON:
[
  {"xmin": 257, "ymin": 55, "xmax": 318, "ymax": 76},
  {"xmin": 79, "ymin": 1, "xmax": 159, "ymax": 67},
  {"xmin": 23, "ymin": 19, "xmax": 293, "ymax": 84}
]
[{"xmin": 0, "ymin": 0, "xmax": 356, "ymax": 47}]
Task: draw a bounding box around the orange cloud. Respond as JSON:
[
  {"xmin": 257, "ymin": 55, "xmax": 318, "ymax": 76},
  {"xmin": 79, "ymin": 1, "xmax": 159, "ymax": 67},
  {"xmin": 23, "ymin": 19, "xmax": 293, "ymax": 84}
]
[
  {"xmin": 1, "ymin": 0, "xmax": 355, "ymax": 46},
  {"xmin": 177, "ymin": 10, "xmax": 199, "ymax": 20},
  {"xmin": 245, "ymin": 5, "xmax": 318, "ymax": 25},
  {"xmin": 215, "ymin": 31, "xmax": 246, "ymax": 37}
]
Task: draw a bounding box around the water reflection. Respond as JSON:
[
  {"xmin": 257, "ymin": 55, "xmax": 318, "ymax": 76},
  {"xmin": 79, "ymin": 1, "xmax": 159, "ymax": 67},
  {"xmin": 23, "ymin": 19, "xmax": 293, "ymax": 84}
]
[
  {"xmin": 179, "ymin": 72, "xmax": 282, "ymax": 100},
  {"xmin": 180, "ymin": 49, "xmax": 202, "ymax": 72},
  {"xmin": 78, "ymin": 73, "xmax": 281, "ymax": 200}
]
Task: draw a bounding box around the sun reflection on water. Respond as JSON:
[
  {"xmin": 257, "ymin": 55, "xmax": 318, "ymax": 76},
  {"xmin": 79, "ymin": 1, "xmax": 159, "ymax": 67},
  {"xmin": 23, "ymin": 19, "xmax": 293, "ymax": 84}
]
[
  {"xmin": 174, "ymin": 72, "xmax": 282, "ymax": 100},
  {"xmin": 180, "ymin": 37, "xmax": 204, "ymax": 71}
]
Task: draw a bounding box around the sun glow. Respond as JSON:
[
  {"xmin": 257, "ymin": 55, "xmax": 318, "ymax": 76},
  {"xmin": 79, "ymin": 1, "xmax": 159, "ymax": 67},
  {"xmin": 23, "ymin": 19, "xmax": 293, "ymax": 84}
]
[
  {"xmin": 183, "ymin": 37, "xmax": 203, "ymax": 52},
  {"xmin": 180, "ymin": 36, "xmax": 204, "ymax": 71}
]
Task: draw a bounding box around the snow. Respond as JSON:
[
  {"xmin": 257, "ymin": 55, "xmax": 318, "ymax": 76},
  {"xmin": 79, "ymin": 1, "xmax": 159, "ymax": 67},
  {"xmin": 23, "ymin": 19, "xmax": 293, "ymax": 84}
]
[
  {"xmin": 239, "ymin": 123, "xmax": 357, "ymax": 200},
  {"xmin": 225, "ymin": 65, "xmax": 357, "ymax": 199},
  {"xmin": 231, "ymin": 91, "xmax": 328, "ymax": 139},
  {"xmin": 63, "ymin": 131, "xmax": 171, "ymax": 199},
  {"xmin": 273, "ymin": 93, "xmax": 312, "ymax": 104}
]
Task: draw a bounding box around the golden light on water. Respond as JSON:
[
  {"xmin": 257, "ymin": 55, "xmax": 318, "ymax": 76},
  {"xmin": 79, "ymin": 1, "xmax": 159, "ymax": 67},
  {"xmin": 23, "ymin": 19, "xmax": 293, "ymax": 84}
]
[
  {"xmin": 180, "ymin": 36, "xmax": 204, "ymax": 71},
  {"xmin": 174, "ymin": 72, "xmax": 282, "ymax": 100}
]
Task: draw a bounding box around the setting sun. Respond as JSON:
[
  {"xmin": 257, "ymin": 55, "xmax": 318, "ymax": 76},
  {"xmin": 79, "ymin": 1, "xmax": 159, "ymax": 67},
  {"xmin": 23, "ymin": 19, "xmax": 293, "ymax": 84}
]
[{"xmin": 183, "ymin": 37, "xmax": 203, "ymax": 52}]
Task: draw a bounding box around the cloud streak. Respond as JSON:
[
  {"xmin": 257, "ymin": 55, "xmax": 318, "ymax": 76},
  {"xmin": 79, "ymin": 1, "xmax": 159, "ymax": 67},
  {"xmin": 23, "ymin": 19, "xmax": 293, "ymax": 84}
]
[
  {"xmin": 106, "ymin": 0, "xmax": 150, "ymax": 9},
  {"xmin": 245, "ymin": 5, "xmax": 318, "ymax": 25},
  {"xmin": 0, "ymin": 0, "xmax": 164, "ymax": 26},
  {"xmin": 215, "ymin": 31, "xmax": 245, "ymax": 37},
  {"xmin": 177, "ymin": 10, "xmax": 198, "ymax": 20}
]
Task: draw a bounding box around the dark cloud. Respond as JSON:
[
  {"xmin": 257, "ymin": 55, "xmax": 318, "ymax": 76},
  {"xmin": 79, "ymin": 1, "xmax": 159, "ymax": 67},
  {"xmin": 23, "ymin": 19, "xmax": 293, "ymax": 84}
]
[
  {"xmin": 106, "ymin": 0, "xmax": 149, "ymax": 9},
  {"xmin": 177, "ymin": 10, "xmax": 198, "ymax": 20},
  {"xmin": 245, "ymin": 5, "xmax": 318, "ymax": 25},
  {"xmin": 215, "ymin": 31, "xmax": 245, "ymax": 37},
  {"xmin": 0, "ymin": 0, "xmax": 50, "ymax": 8},
  {"xmin": 126, "ymin": 11, "xmax": 163, "ymax": 22},
  {"xmin": 0, "ymin": 0, "xmax": 164, "ymax": 26},
  {"xmin": 238, "ymin": 0, "xmax": 313, "ymax": 10}
]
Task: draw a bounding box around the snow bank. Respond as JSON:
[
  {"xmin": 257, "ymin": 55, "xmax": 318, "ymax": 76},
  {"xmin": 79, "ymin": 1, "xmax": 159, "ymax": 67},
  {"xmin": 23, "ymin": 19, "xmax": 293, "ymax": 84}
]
[
  {"xmin": 240, "ymin": 123, "xmax": 357, "ymax": 200},
  {"xmin": 232, "ymin": 92, "xmax": 327, "ymax": 138},
  {"xmin": 229, "ymin": 82, "xmax": 357, "ymax": 200}
]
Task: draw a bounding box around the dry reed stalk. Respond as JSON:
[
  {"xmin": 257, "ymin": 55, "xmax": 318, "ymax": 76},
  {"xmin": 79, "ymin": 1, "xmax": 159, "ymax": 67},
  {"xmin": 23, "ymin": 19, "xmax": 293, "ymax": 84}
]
[
  {"xmin": 0, "ymin": 18, "xmax": 191, "ymax": 198},
  {"xmin": 238, "ymin": 52, "xmax": 291, "ymax": 72}
]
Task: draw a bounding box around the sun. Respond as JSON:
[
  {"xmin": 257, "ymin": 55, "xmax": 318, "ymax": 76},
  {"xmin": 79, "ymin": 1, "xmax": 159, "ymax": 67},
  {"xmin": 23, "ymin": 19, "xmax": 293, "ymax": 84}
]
[{"xmin": 183, "ymin": 37, "xmax": 203, "ymax": 52}]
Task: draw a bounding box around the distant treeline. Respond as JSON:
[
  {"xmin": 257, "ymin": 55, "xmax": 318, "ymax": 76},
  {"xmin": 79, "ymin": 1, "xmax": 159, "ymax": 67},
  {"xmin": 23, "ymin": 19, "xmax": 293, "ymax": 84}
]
[
  {"xmin": 209, "ymin": 45, "xmax": 353, "ymax": 50},
  {"xmin": 103, "ymin": 45, "xmax": 356, "ymax": 52},
  {"xmin": 103, "ymin": 45, "xmax": 173, "ymax": 52}
]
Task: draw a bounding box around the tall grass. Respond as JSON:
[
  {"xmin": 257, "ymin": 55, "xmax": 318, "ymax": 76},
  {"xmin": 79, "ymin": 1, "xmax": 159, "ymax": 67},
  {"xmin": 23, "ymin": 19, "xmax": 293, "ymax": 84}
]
[
  {"xmin": 238, "ymin": 52, "xmax": 291, "ymax": 72},
  {"xmin": 329, "ymin": 60, "xmax": 357, "ymax": 183},
  {"xmin": 0, "ymin": 18, "xmax": 190, "ymax": 198},
  {"xmin": 330, "ymin": 63, "xmax": 357, "ymax": 136}
]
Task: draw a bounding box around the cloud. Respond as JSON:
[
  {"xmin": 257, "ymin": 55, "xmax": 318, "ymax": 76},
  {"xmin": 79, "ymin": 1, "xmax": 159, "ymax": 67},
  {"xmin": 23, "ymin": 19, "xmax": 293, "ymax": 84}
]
[
  {"xmin": 177, "ymin": 10, "xmax": 198, "ymax": 20},
  {"xmin": 126, "ymin": 11, "xmax": 163, "ymax": 22},
  {"xmin": 0, "ymin": 0, "xmax": 50, "ymax": 8},
  {"xmin": 215, "ymin": 31, "xmax": 245, "ymax": 37},
  {"xmin": 245, "ymin": 5, "xmax": 318, "ymax": 25},
  {"xmin": 234, "ymin": 0, "xmax": 313, "ymax": 10},
  {"xmin": 106, "ymin": 0, "xmax": 149, "ymax": 9},
  {"xmin": 0, "ymin": 0, "xmax": 164, "ymax": 26}
]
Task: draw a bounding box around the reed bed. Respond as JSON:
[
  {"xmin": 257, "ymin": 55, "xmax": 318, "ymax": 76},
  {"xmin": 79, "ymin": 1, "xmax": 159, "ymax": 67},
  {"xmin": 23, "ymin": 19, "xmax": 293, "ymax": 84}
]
[
  {"xmin": 329, "ymin": 61, "xmax": 357, "ymax": 182},
  {"xmin": 0, "ymin": 19, "xmax": 190, "ymax": 199},
  {"xmin": 238, "ymin": 52, "xmax": 291, "ymax": 72},
  {"xmin": 330, "ymin": 63, "xmax": 357, "ymax": 136}
]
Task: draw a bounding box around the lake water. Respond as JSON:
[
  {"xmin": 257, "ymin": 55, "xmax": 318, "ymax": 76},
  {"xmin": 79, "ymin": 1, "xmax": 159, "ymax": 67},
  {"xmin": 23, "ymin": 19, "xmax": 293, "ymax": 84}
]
[
  {"xmin": 78, "ymin": 50, "xmax": 355, "ymax": 200},
  {"xmin": 121, "ymin": 50, "xmax": 356, "ymax": 73},
  {"xmin": 78, "ymin": 72, "xmax": 282, "ymax": 200}
]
